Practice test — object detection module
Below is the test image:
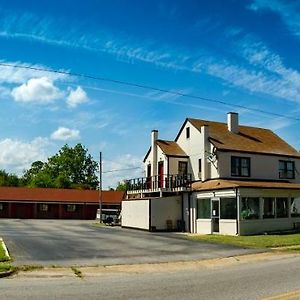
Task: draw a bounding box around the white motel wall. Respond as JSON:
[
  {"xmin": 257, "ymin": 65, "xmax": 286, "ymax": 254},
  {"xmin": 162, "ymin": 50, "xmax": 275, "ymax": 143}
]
[{"xmin": 122, "ymin": 196, "xmax": 182, "ymax": 231}]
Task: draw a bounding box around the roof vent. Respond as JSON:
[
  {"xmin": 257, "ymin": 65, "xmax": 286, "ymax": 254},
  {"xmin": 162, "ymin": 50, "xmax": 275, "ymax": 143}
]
[{"xmin": 227, "ymin": 112, "xmax": 239, "ymax": 134}]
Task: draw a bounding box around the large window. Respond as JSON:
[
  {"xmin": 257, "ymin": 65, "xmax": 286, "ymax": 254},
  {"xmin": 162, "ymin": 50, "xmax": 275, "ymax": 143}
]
[
  {"xmin": 291, "ymin": 198, "xmax": 300, "ymax": 217},
  {"xmin": 241, "ymin": 198, "xmax": 259, "ymax": 220},
  {"xmin": 263, "ymin": 197, "xmax": 275, "ymax": 219},
  {"xmin": 178, "ymin": 161, "xmax": 188, "ymax": 175},
  {"xmin": 279, "ymin": 161, "xmax": 295, "ymax": 179},
  {"xmin": 220, "ymin": 198, "xmax": 237, "ymax": 219},
  {"xmin": 231, "ymin": 157, "xmax": 250, "ymax": 177},
  {"xmin": 276, "ymin": 198, "xmax": 288, "ymax": 218},
  {"xmin": 197, "ymin": 198, "xmax": 211, "ymax": 219}
]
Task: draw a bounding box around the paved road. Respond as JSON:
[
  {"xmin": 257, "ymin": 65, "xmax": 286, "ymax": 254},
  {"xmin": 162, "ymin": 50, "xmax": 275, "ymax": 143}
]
[
  {"xmin": 1, "ymin": 255, "xmax": 299, "ymax": 299},
  {"xmin": 0, "ymin": 219, "xmax": 259, "ymax": 266}
]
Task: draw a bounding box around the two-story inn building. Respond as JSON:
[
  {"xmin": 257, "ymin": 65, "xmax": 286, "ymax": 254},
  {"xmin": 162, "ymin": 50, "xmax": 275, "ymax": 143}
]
[{"xmin": 122, "ymin": 112, "xmax": 300, "ymax": 235}]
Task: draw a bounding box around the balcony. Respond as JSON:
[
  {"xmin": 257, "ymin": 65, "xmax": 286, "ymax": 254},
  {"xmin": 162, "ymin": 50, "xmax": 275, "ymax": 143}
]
[{"xmin": 126, "ymin": 174, "xmax": 192, "ymax": 194}]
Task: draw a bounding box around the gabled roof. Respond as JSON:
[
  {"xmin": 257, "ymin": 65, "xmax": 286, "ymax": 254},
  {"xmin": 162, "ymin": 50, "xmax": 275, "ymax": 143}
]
[
  {"xmin": 192, "ymin": 179, "xmax": 300, "ymax": 191},
  {"xmin": 0, "ymin": 187, "xmax": 125, "ymax": 204},
  {"xmin": 143, "ymin": 140, "xmax": 187, "ymax": 162},
  {"xmin": 177, "ymin": 118, "xmax": 300, "ymax": 158},
  {"xmin": 156, "ymin": 140, "xmax": 187, "ymax": 157}
]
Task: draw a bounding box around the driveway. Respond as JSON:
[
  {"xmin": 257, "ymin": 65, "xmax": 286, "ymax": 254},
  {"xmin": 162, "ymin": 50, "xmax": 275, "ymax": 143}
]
[{"xmin": 0, "ymin": 219, "xmax": 260, "ymax": 266}]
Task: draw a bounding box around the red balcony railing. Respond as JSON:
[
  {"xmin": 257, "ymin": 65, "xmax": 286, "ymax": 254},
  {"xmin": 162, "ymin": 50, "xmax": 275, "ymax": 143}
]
[{"xmin": 126, "ymin": 174, "xmax": 192, "ymax": 192}]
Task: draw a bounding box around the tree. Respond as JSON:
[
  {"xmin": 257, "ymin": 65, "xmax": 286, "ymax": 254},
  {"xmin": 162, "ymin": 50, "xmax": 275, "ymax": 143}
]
[
  {"xmin": 23, "ymin": 144, "xmax": 99, "ymax": 190},
  {"xmin": 115, "ymin": 181, "xmax": 128, "ymax": 191},
  {"xmin": 0, "ymin": 169, "xmax": 21, "ymax": 187}
]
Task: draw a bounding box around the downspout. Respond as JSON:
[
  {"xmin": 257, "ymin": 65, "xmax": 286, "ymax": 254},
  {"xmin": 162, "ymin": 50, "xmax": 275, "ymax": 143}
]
[{"xmin": 236, "ymin": 188, "xmax": 240, "ymax": 235}]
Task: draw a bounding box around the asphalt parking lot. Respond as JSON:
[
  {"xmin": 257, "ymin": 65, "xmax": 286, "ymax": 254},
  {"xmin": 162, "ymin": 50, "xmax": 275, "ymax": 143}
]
[{"xmin": 0, "ymin": 219, "xmax": 259, "ymax": 266}]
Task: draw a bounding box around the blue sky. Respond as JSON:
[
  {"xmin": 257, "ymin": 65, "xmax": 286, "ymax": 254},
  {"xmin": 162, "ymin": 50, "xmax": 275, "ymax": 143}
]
[{"xmin": 1, "ymin": 0, "xmax": 300, "ymax": 188}]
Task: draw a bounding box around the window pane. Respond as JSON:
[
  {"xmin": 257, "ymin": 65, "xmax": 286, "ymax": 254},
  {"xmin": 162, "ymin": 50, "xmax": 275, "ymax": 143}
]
[
  {"xmin": 279, "ymin": 160, "xmax": 294, "ymax": 179},
  {"xmin": 220, "ymin": 198, "xmax": 237, "ymax": 219},
  {"xmin": 291, "ymin": 198, "xmax": 300, "ymax": 217},
  {"xmin": 241, "ymin": 198, "xmax": 259, "ymax": 220},
  {"xmin": 231, "ymin": 157, "xmax": 239, "ymax": 176},
  {"xmin": 178, "ymin": 161, "xmax": 188, "ymax": 175},
  {"xmin": 276, "ymin": 198, "xmax": 288, "ymax": 218},
  {"xmin": 263, "ymin": 198, "xmax": 275, "ymax": 218},
  {"xmin": 197, "ymin": 198, "xmax": 211, "ymax": 219}
]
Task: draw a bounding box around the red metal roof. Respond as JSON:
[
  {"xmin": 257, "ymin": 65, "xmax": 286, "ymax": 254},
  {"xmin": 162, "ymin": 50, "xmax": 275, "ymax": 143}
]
[{"xmin": 0, "ymin": 187, "xmax": 125, "ymax": 204}]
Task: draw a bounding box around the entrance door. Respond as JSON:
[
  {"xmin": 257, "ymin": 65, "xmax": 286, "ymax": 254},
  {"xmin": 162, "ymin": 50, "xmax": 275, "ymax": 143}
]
[
  {"xmin": 211, "ymin": 200, "xmax": 220, "ymax": 233},
  {"xmin": 158, "ymin": 162, "xmax": 164, "ymax": 188}
]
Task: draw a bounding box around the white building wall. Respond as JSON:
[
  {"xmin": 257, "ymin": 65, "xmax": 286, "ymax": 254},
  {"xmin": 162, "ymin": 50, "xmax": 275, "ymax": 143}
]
[
  {"xmin": 121, "ymin": 200, "xmax": 149, "ymax": 230},
  {"xmin": 151, "ymin": 196, "xmax": 182, "ymax": 230},
  {"xmin": 218, "ymin": 152, "xmax": 300, "ymax": 183},
  {"xmin": 176, "ymin": 120, "xmax": 218, "ymax": 181},
  {"xmin": 145, "ymin": 145, "xmax": 168, "ymax": 176}
]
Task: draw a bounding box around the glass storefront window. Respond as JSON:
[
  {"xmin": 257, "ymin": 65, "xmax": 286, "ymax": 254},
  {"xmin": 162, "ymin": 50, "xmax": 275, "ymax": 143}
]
[
  {"xmin": 197, "ymin": 198, "xmax": 211, "ymax": 219},
  {"xmin": 276, "ymin": 198, "xmax": 288, "ymax": 218},
  {"xmin": 291, "ymin": 198, "xmax": 300, "ymax": 217},
  {"xmin": 241, "ymin": 198, "xmax": 259, "ymax": 220},
  {"xmin": 220, "ymin": 198, "xmax": 237, "ymax": 219}
]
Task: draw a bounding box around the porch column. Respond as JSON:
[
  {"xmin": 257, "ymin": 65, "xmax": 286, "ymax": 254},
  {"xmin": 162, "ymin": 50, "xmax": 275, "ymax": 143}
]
[
  {"xmin": 190, "ymin": 196, "xmax": 197, "ymax": 233},
  {"xmin": 236, "ymin": 189, "xmax": 240, "ymax": 235},
  {"xmin": 259, "ymin": 197, "xmax": 264, "ymax": 219},
  {"xmin": 288, "ymin": 197, "xmax": 292, "ymax": 218}
]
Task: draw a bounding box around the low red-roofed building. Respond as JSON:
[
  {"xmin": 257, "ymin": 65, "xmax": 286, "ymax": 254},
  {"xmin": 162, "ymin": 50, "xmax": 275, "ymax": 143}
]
[{"xmin": 0, "ymin": 187, "xmax": 125, "ymax": 220}]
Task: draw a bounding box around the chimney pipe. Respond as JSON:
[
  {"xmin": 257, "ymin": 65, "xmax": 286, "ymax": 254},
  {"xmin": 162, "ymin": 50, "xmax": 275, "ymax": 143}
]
[
  {"xmin": 151, "ymin": 130, "xmax": 158, "ymax": 177},
  {"xmin": 227, "ymin": 112, "xmax": 239, "ymax": 134}
]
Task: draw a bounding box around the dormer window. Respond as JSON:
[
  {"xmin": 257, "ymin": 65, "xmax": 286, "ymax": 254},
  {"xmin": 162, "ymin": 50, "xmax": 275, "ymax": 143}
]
[
  {"xmin": 231, "ymin": 156, "xmax": 250, "ymax": 177},
  {"xmin": 186, "ymin": 127, "xmax": 190, "ymax": 139},
  {"xmin": 279, "ymin": 160, "xmax": 294, "ymax": 179}
]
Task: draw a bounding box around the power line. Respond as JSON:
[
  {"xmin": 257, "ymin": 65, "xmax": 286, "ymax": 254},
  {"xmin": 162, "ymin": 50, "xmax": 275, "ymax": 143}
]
[
  {"xmin": 103, "ymin": 166, "xmax": 142, "ymax": 174},
  {"xmin": 1, "ymin": 62, "xmax": 300, "ymax": 121}
]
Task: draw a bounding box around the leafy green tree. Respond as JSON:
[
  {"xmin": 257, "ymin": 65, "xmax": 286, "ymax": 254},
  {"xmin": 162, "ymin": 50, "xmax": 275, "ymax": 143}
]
[
  {"xmin": 115, "ymin": 181, "xmax": 128, "ymax": 191},
  {"xmin": 23, "ymin": 144, "xmax": 99, "ymax": 189},
  {"xmin": 22, "ymin": 161, "xmax": 45, "ymax": 185},
  {"xmin": 0, "ymin": 169, "xmax": 21, "ymax": 187}
]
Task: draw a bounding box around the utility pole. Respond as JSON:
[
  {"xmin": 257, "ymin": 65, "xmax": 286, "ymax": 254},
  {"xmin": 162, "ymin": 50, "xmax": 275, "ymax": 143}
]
[{"xmin": 99, "ymin": 151, "xmax": 102, "ymax": 223}]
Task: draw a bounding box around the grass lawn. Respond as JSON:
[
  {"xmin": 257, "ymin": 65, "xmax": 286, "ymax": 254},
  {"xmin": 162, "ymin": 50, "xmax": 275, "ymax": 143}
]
[
  {"xmin": 187, "ymin": 233, "xmax": 300, "ymax": 249},
  {"xmin": 0, "ymin": 240, "xmax": 10, "ymax": 262}
]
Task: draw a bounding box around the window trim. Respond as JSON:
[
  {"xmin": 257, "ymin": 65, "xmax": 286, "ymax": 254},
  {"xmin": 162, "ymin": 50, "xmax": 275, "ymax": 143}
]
[
  {"xmin": 279, "ymin": 160, "xmax": 295, "ymax": 179},
  {"xmin": 231, "ymin": 156, "xmax": 251, "ymax": 177}
]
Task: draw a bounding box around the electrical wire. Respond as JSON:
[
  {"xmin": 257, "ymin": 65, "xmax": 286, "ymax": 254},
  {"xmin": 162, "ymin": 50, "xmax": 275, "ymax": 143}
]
[{"xmin": 1, "ymin": 62, "xmax": 300, "ymax": 121}]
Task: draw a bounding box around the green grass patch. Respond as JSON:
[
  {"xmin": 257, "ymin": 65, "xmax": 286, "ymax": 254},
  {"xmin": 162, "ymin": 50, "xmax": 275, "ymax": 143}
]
[
  {"xmin": 17, "ymin": 265, "xmax": 44, "ymax": 272},
  {"xmin": 187, "ymin": 233, "xmax": 300, "ymax": 249},
  {"xmin": 0, "ymin": 240, "xmax": 10, "ymax": 262},
  {"xmin": 0, "ymin": 262, "xmax": 13, "ymax": 273}
]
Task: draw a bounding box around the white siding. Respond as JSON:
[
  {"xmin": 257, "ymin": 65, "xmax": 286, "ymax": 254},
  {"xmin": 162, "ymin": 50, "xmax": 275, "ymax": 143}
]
[
  {"xmin": 122, "ymin": 200, "xmax": 149, "ymax": 230},
  {"xmin": 151, "ymin": 196, "xmax": 182, "ymax": 230},
  {"xmin": 218, "ymin": 151, "xmax": 300, "ymax": 182}
]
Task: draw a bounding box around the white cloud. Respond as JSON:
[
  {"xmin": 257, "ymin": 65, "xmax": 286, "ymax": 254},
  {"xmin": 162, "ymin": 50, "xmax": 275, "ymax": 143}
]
[
  {"xmin": 66, "ymin": 86, "xmax": 89, "ymax": 108},
  {"xmin": 0, "ymin": 137, "xmax": 50, "ymax": 174},
  {"xmin": 50, "ymin": 127, "xmax": 80, "ymax": 141},
  {"xmin": 11, "ymin": 77, "xmax": 63, "ymax": 103}
]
